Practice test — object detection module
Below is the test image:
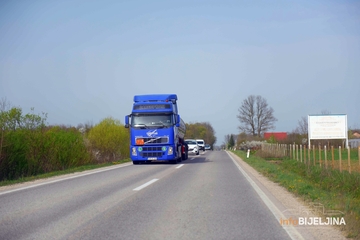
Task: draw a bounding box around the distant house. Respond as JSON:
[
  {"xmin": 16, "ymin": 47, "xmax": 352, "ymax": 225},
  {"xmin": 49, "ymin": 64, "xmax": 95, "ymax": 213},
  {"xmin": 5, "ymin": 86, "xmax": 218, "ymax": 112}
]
[
  {"xmin": 264, "ymin": 132, "xmax": 287, "ymax": 141},
  {"xmin": 352, "ymin": 131, "xmax": 360, "ymax": 138},
  {"xmin": 350, "ymin": 130, "xmax": 360, "ymax": 148}
]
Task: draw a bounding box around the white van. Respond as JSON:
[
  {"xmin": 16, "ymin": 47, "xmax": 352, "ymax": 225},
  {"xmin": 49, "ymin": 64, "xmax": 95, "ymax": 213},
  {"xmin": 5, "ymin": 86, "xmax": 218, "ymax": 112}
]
[
  {"xmin": 185, "ymin": 139, "xmax": 199, "ymax": 155},
  {"xmin": 196, "ymin": 139, "xmax": 205, "ymax": 151}
]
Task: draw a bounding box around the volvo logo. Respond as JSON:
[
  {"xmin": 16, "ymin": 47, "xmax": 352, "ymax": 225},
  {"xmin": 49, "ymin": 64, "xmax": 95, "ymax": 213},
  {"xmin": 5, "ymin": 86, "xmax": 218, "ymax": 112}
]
[{"xmin": 146, "ymin": 129, "xmax": 158, "ymax": 137}]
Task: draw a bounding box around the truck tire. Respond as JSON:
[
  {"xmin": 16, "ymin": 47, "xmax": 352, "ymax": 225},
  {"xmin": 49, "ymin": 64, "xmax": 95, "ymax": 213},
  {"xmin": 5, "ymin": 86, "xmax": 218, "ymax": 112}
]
[{"xmin": 133, "ymin": 161, "xmax": 139, "ymax": 165}]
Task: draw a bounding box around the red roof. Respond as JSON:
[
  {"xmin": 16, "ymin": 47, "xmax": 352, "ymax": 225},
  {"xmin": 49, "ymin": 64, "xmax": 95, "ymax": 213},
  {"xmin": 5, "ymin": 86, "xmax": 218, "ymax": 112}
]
[{"xmin": 264, "ymin": 132, "xmax": 287, "ymax": 140}]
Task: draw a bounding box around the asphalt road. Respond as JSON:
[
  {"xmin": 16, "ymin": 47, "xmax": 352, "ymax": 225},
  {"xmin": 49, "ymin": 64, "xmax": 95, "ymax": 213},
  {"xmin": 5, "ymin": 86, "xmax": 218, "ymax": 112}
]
[{"xmin": 0, "ymin": 151, "xmax": 293, "ymax": 240}]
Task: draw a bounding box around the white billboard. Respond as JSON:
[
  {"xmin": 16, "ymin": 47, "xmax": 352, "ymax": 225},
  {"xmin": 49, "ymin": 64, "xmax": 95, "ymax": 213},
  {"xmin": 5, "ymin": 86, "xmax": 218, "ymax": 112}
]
[{"xmin": 308, "ymin": 114, "xmax": 348, "ymax": 143}]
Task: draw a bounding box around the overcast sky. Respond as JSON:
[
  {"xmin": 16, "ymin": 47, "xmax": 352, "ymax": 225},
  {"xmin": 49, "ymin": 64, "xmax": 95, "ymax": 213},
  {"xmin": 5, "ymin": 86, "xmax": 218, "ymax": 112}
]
[{"xmin": 1, "ymin": 0, "xmax": 359, "ymax": 144}]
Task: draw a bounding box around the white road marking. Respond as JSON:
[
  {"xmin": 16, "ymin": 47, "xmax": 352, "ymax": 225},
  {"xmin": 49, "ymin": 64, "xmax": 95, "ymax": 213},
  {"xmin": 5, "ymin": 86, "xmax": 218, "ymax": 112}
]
[
  {"xmin": 0, "ymin": 163, "xmax": 133, "ymax": 196},
  {"xmin": 133, "ymin": 179, "xmax": 159, "ymax": 191},
  {"xmin": 227, "ymin": 151, "xmax": 304, "ymax": 240},
  {"xmin": 176, "ymin": 164, "xmax": 184, "ymax": 169}
]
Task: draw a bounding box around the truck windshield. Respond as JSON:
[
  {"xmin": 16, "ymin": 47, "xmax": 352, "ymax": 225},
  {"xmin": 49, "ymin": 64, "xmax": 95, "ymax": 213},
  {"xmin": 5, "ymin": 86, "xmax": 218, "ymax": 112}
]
[{"xmin": 131, "ymin": 114, "xmax": 173, "ymax": 128}]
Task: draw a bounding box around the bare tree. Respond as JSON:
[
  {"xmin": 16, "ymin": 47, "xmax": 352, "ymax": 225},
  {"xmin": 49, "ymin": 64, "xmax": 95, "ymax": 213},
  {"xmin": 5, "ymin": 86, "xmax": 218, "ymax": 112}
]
[
  {"xmin": 223, "ymin": 134, "xmax": 231, "ymax": 147},
  {"xmin": 295, "ymin": 116, "xmax": 308, "ymax": 135},
  {"xmin": 0, "ymin": 97, "xmax": 11, "ymax": 112},
  {"xmin": 237, "ymin": 95, "xmax": 277, "ymax": 137}
]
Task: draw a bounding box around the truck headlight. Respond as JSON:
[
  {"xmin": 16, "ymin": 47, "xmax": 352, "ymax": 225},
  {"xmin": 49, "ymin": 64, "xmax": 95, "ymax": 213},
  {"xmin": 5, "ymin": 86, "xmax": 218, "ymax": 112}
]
[
  {"xmin": 132, "ymin": 147, "xmax": 137, "ymax": 156},
  {"xmin": 168, "ymin": 146, "xmax": 173, "ymax": 155}
]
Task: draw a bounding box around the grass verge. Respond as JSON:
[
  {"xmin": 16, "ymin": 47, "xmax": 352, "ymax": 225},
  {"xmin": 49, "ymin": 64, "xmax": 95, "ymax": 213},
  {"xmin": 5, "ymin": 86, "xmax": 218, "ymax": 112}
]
[
  {"xmin": 0, "ymin": 158, "xmax": 131, "ymax": 187},
  {"xmin": 233, "ymin": 150, "xmax": 360, "ymax": 239}
]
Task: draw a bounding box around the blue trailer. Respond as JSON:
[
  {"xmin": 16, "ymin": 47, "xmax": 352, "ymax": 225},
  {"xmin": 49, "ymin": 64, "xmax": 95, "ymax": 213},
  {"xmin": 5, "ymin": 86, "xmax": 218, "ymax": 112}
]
[{"xmin": 125, "ymin": 94, "xmax": 187, "ymax": 164}]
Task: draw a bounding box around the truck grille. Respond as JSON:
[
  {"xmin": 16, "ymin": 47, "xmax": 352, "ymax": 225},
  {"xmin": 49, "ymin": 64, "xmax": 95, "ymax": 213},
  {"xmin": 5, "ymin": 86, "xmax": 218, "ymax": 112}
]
[
  {"xmin": 142, "ymin": 146, "xmax": 163, "ymax": 151},
  {"xmin": 140, "ymin": 137, "xmax": 168, "ymax": 144},
  {"xmin": 139, "ymin": 146, "xmax": 166, "ymax": 158}
]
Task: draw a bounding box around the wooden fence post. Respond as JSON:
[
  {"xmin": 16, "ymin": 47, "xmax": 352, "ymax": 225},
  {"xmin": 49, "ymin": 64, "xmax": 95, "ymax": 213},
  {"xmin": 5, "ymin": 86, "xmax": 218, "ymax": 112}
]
[
  {"xmin": 324, "ymin": 145, "xmax": 327, "ymax": 169},
  {"xmin": 348, "ymin": 147, "xmax": 351, "ymax": 174},
  {"xmin": 319, "ymin": 145, "xmax": 322, "ymax": 168},
  {"xmin": 313, "ymin": 145, "xmax": 316, "ymax": 166},
  {"xmin": 304, "ymin": 145, "xmax": 307, "ymax": 164},
  {"xmin": 300, "ymin": 145, "xmax": 303, "ymax": 162},
  {"xmin": 339, "ymin": 146, "xmax": 342, "ymax": 173},
  {"xmin": 293, "ymin": 144, "xmax": 296, "ymax": 160},
  {"xmin": 308, "ymin": 145, "xmax": 311, "ymax": 167},
  {"xmin": 289, "ymin": 144, "xmax": 292, "ymax": 159},
  {"xmin": 296, "ymin": 144, "xmax": 299, "ymax": 161},
  {"xmin": 331, "ymin": 146, "xmax": 334, "ymax": 169}
]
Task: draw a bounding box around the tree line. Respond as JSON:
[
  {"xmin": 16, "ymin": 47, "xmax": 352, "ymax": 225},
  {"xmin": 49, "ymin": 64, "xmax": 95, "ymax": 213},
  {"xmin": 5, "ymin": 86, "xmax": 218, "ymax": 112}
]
[
  {"xmin": 185, "ymin": 122, "xmax": 217, "ymax": 148},
  {"xmin": 0, "ymin": 99, "xmax": 129, "ymax": 181}
]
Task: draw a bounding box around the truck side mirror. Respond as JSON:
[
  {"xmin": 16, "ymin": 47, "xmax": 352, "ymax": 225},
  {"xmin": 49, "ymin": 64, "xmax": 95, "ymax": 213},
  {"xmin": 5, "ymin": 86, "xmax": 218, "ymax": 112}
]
[
  {"xmin": 125, "ymin": 115, "xmax": 130, "ymax": 128},
  {"xmin": 176, "ymin": 114, "xmax": 180, "ymax": 127}
]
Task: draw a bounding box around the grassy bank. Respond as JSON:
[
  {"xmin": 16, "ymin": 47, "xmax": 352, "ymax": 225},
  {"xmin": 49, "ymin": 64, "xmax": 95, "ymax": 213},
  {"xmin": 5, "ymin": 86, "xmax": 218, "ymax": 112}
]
[
  {"xmin": 233, "ymin": 150, "xmax": 360, "ymax": 239},
  {"xmin": 0, "ymin": 158, "xmax": 131, "ymax": 187}
]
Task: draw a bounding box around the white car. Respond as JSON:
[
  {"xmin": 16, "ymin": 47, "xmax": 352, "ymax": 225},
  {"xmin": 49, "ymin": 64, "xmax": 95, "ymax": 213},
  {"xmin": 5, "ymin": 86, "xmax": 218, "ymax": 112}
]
[
  {"xmin": 185, "ymin": 139, "xmax": 199, "ymax": 155},
  {"xmin": 196, "ymin": 139, "xmax": 205, "ymax": 151}
]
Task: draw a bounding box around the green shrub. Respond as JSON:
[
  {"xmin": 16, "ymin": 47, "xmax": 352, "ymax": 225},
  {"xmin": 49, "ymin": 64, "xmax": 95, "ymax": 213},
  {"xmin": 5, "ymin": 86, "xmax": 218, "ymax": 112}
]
[
  {"xmin": 87, "ymin": 117, "xmax": 129, "ymax": 162},
  {"xmin": 0, "ymin": 130, "xmax": 28, "ymax": 180},
  {"xmin": 44, "ymin": 126, "xmax": 91, "ymax": 171},
  {"xmin": 0, "ymin": 125, "xmax": 91, "ymax": 181}
]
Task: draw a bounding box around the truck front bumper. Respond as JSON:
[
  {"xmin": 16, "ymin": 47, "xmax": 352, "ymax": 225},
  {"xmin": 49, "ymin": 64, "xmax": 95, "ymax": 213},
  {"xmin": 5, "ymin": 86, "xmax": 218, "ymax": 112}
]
[{"xmin": 130, "ymin": 145, "xmax": 177, "ymax": 161}]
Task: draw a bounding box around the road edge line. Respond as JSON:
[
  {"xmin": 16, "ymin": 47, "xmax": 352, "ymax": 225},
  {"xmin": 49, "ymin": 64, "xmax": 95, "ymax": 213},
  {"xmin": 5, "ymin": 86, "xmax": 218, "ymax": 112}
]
[
  {"xmin": 0, "ymin": 163, "xmax": 133, "ymax": 196},
  {"xmin": 226, "ymin": 151, "xmax": 304, "ymax": 240}
]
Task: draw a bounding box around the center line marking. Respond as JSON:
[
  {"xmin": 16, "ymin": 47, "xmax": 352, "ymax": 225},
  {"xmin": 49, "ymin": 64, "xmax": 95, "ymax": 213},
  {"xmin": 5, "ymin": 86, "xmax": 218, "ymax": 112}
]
[
  {"xmin": 133, "ymin": 179, "xmax": 159, "ymax": 191},
  {"xmin": 176, "ymin": 164, "xmax": 184, "ymax": 169}
]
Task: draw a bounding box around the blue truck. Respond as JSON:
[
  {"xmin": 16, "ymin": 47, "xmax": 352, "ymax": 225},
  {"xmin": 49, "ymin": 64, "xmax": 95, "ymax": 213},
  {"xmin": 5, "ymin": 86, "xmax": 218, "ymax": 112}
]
[{"xmin": 125, "ymin": 94, "xmax": 187, "ymax": 164}]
